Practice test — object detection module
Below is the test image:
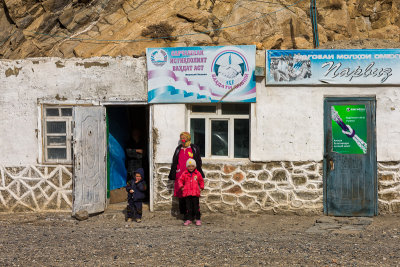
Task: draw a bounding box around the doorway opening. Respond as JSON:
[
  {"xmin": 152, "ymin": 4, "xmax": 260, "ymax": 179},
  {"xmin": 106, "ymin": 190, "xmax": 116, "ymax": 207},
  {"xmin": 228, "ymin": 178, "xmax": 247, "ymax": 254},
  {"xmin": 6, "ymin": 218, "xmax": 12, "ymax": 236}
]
[{"xmin": 106, "ymin": 105, "xmax": 150, "ymax": 206}]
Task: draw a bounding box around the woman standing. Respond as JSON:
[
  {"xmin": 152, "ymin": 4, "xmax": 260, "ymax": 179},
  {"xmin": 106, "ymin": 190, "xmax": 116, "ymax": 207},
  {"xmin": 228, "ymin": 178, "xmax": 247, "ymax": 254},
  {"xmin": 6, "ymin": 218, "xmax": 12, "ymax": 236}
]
[{"xmin": 168, "ymin": 132, "xmax": 204, "ymax": 217}]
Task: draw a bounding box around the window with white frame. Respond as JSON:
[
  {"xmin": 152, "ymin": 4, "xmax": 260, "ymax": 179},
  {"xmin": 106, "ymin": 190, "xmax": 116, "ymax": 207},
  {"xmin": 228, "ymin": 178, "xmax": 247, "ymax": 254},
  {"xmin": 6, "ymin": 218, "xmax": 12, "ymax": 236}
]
[
  {"xmin": 189, "ymin": 103, "xmax": 250, "ymax": 158},
  {"xmin": 42, "ymin": 106, "xmax": 73, "ymax": 163}
]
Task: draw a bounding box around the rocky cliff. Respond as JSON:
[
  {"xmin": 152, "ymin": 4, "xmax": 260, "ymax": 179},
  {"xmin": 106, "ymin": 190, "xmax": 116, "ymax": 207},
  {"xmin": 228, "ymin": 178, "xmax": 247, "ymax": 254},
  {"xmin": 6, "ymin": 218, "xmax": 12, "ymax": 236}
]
[{"xmin": 1, "ymin": 0, "xmax": 400, "ymax": 59}]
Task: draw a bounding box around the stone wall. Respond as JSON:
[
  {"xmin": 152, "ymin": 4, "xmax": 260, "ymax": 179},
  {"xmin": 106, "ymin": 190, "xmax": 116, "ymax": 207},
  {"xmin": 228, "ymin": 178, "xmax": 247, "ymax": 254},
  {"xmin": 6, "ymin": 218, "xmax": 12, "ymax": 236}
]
[
  {"xmin": 155, "ymin": 161, "xmax": 400, "ymax": 215},
  {"xmin": 0, "ymin": 165, "xmax": 72, "ymax": 212},
  {"xmin": 1, "ymin": 161, "xmax": 399, "ymax": 213},
  {"xmin": 155, "ymin": 161, "xmax": 324, "ymax": 215},
  {"xmin": 378, "ymin": 162, "xmax": 400, "ymax": 213}
]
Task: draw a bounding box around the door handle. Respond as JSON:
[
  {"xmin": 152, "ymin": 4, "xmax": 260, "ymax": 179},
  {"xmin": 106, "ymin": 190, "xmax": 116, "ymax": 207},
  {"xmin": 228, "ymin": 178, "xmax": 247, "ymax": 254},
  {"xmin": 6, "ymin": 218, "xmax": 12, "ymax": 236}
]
[{"xmin": 329, "ymin": 159, "xmax": 334, "ymax": 171}]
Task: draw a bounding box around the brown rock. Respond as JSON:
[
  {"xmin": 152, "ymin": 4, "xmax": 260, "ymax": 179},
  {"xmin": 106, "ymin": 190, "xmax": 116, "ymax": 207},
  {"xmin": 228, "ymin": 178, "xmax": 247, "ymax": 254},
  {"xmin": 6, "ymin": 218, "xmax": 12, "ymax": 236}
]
[
  {"xmin": 271, "ymin": 170, "xmax": 287, "ymax": 182},
  {"xmin": 74, "ymin": 210, "xmax": 89, "ymax": 221},
  {"xmin": 292, "ymin": 174, "xmax": 307, "ymax": 186},
  {"xmin": 177, "ymin": 6, "xmax": 210, "ymax": 27},
  {"xmin": 263, "ymin": 183, "xmax": 275, "ymax": 190},
  {"xmin": 379, "ymin": 173, "xmax": 394, "ymax": 181},
  {"xmin": 369, "ymin": 25, "xmax": 400, "ymax": 39},
  {"xmin": 248, "ymin": 191, "xmax": 267, "ymax": 203},
  {"xmin": 222, "ymin": 181, "xmax": 234, "ymax": 189},
  {"xmin": 222, "ymin": 194, "xmax": 236, "ymax": 204},
  {"xmin": 240, "ymin": 163, "xmax": 264, "ymax": 171},
  {"xmin": 294, "ymin": 37, "xmax": 312, "ymax": 49},
  {"xmin": 265, "ymin": 162, "xmax": 282, "ymax": 170},
  {"xmin": 206, "ymin": 172, "xmax": 221, "ymax": 180},
  {"xmin": 242, "ymin": 181, "xmax": 263, "ymax": 191},
  {"xmin": 232, "ymin": 172, "xmax": 244, "ymax": 183},
  {"xmin": 221, "ymin": 174, "xmax": 232, "ymax": 181},
  {"xmin": 269, "ymin": 191, "xmax": 288, "ymax": 203},
  {"xmin": 379, "ymin": 192, "xmax": 399, "ymax": 202},
  {"xmin": 207, "ymin": 194, "xmax": 222, "ymax": 203},
  {"xmin": 224, "ymin": 185, "xmax": 243, "ymax": 195},
  {"xmin": 223, "ymin": 165, "xmax": 236, "ymax": 174},
  {"xmin": 391, "ymin": 202, "xmax": 400, "ymax": 213},
  {"xmin": 257, "ymin": 171, "xmax": 270, "ymax": 181},
  {"xmin": 295, "ymin": 190, "xmax": 320, "ymax": 201},
  {"xmin": 239, "ymin": 196, "xmax": 254, "ymax": 207}
]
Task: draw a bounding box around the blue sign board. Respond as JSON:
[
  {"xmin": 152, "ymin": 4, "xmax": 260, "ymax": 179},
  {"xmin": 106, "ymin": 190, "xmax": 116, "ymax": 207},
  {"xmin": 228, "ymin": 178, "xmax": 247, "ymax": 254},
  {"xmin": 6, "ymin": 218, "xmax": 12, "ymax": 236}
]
[
  {"xmin": 266, "ymin": 49, "xmax": 400, "ymax": 85},
  {"xmin": 146, "ymin": 45, "xmax": 256, "ymax": 103}
]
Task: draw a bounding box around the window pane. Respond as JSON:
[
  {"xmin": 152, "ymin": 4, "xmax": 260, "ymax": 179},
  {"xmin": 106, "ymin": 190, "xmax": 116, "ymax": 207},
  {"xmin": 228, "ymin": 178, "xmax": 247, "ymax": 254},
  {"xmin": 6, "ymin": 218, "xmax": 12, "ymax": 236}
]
[
  {"xmin": 47, "ymin": 121, "xmax": 66, "ymax": 133},
  {"xmin": 47, "ymin": 136, "xmax": 66, "ymax": 146},
  {"xmin": 192, "ymin": 105, "xmax": 216, "ymax": 113},
  {"xmin": 46, "ymin": 108, "xmax": 59, "ymax": 116},
  {"xmin": 48, "ymin": 148, "xmax": 67, "ymax": 159},
  {"xmin": 221, "ymin": 104, "xmax": 250, "ymax": 115},
  {"xmin": 234, "ymin": 119, "xmax": 249, "ymax": 158},
  {"xmin": 190, "ymin": 118, "xmax": 205, "ymax": 157},
  {"xmin": 61, "ymin": 108, "xmax": 72, "ymax": 116},
  {"xmin": 211, "ymin": 120, "xmax": 228, "ymax": 156}
]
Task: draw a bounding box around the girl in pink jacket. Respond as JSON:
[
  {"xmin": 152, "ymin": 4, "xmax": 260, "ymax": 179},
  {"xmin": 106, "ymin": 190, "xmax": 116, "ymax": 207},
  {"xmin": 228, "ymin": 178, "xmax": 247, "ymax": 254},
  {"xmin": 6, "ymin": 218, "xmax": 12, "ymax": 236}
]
[{"xmin": 177, "ymin": 158, "xmax": 205, "ymax": 226}]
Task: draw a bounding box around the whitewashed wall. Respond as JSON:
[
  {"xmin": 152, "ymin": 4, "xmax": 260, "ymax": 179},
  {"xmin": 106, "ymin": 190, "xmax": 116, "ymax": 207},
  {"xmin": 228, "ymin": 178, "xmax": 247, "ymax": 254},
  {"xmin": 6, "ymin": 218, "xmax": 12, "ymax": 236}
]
[
  {"xmin": 153, "ymin": 104, "xmax": 186, "ymax": 164},
  {"xmin": 0, "ymin": 57, "xmax": 147, "ymax": 165},
  {"xmin": 252, "ymin": 83, "xmax": 400, "ymax": 162},
  {"xmin": 3, "ymin": 57, "xmax": 400, "ymax": 165},
  {"xmin": 154, "ymin": 83, "xmax": 400, "ymax": 163}
]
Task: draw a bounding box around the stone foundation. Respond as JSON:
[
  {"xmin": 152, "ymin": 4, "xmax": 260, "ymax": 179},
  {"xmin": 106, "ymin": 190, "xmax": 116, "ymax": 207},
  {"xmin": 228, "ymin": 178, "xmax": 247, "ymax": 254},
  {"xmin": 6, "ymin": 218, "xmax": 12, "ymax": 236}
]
[
  {"xmin": 155, "ymin": 161, "xmax": 400, "ymax": 214},
  {"xmin": 154, "ymin": 161, "xmax": 324, "ymax": 215},
  {"xmin": 0, "ymin": 165, "xmax": 72, "ymax": 212},
  {"xmin": 1, "ymin": 161, "xmax": 399, "ymax": 214},
  {"xmin": 378, "ymin": 161, "xmax": 400, "ymax": 213}
]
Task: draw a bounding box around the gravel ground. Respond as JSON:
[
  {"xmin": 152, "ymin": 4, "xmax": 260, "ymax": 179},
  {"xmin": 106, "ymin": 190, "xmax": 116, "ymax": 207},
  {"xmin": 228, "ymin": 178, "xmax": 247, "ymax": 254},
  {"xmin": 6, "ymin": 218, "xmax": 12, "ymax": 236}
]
[{"xmin": 0, "ymin": 208, "xmax": 399, "ymax": 267}]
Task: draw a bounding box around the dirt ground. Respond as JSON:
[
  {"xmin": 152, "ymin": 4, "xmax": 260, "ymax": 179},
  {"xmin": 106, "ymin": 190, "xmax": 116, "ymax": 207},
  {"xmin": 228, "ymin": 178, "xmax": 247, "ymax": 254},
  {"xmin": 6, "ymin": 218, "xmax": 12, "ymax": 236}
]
[{"xmin": 0, "ymin": 206, "xmax": 399, "ymax": 267}]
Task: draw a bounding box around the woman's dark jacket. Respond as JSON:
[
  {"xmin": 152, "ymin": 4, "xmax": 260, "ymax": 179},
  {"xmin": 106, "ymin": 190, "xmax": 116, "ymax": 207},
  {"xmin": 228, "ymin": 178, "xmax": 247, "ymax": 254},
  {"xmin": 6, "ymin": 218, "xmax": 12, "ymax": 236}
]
[
  {"xmin": 168, "ymin": 144, "xmax": 204, "ymax": 180},
  {"xmin": 125, "ymin": 139, "xmax": 145, "ymax": 176}
]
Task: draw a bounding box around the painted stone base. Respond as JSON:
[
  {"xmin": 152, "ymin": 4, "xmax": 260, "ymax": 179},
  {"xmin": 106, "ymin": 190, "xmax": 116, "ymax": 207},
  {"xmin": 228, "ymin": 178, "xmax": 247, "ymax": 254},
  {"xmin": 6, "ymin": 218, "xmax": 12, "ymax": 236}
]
[
  {"xmin": 154, "ymin": 161, "xmax": 324, "ymax": 215},
  {"xmin": 155, "ymin": 161, "xmax": 400, "ymax": 214},
  {"xmin": 0, "ymin": 165, "xmax": 72, "ymax": 212},
  {"xmin": 378, "ymin": 161, "xmax": 400, "ymax": 213}
]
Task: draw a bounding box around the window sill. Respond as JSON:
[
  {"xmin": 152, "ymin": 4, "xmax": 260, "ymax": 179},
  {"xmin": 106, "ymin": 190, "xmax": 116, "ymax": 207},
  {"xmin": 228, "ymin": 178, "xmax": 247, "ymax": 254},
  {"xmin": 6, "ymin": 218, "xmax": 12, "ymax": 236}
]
[{"xmin": 202, "ymin": 158, "xmax": 251, "ymax": 165}]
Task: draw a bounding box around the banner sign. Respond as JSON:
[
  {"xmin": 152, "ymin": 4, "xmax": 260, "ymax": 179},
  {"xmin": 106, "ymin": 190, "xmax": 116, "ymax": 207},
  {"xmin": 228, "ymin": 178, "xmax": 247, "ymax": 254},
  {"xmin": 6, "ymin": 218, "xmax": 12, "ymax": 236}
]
[
  {"xmin": 331, "ymin": 105, "xmax": 367, "ymax": 154},
  {"xmin": 266, "ymin": 49, "xmax": 400, "ymax": 85},
  {"xmin": 146, "ymin": 45, "xmax": 256, "ymax": 103}
]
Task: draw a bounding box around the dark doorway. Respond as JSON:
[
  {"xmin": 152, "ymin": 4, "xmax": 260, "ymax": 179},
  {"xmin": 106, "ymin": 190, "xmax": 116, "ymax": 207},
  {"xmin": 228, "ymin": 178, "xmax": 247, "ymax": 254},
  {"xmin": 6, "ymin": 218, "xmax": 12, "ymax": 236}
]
[
  {"xmin": 106, "ymin": 105, "xmax": 149, "ymax": 204},
  {"xmin": 323, "ymin": 97, "xmax": 377, "ymax": 216}
]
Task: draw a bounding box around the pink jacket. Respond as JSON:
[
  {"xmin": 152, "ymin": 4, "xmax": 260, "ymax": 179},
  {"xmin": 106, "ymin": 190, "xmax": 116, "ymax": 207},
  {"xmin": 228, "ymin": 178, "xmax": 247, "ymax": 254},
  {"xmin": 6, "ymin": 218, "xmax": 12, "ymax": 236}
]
[{"xmin": 177, "ymin": 169, "xmax": 204, "ymax": 197}]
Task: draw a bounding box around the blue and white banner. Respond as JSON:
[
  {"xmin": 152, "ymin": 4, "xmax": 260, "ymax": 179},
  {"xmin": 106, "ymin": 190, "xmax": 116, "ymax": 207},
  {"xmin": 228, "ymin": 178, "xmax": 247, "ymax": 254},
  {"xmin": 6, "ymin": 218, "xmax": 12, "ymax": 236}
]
[
  {"xmin": 146, "ymin": 45, "xmax": 256, "ymax": 103},
  {"xmin": 266, "ymin": 49, "xmax": 400, "ymax": 85}
]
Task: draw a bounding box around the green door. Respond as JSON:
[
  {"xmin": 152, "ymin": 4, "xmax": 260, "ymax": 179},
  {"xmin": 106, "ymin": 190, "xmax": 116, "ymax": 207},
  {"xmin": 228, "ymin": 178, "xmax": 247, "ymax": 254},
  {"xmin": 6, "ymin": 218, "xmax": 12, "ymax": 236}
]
[{"xmin": 323, "ymin": 97, "xmax": 377, "ymax": 216}]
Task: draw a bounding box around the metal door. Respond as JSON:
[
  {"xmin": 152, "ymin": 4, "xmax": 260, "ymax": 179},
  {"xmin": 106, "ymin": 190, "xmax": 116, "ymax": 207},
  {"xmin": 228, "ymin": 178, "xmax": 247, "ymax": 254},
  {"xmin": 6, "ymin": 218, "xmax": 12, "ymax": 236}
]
[
  {"xmin": 73, "ymin": 106, "xmax": 107, "ymax": 215},
  {"xmin": 324, "ymin": 97, "xmax": 377, "ymax": 216}
]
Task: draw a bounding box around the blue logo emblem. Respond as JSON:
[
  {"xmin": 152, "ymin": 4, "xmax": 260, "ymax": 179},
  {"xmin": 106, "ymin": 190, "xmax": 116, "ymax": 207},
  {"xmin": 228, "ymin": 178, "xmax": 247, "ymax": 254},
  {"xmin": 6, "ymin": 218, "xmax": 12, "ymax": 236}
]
[
  {"xmin": 211, "ymin": 50, "xmax": 250, "ymax": 90},
  {"xmin": 151, "ymin": 49, "xmax": 168, "ymax": 66}
]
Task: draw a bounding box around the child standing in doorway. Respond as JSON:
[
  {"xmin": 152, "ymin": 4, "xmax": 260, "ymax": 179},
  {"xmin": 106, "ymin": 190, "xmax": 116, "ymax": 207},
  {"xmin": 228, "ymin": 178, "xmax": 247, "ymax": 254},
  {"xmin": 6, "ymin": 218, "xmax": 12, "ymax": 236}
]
[
  {"xmin": 178, "ymin": 159, "xmax": 204, "ymax": 226},
  {"xmin": 126, "ymin": 168, "xmax": 147, "ymax": 222}
]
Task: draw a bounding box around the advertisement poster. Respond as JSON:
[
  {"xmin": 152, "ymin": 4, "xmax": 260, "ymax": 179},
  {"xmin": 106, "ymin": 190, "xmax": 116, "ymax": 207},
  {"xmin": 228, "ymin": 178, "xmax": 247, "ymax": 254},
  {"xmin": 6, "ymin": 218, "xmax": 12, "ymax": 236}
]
[
  {"xmin": 266, "ymin": 49, "xmax": 400, "ymax": 85},
  {"xmin": 146, "ymin": 45, "xmax": 256, "ymax": 103},
  {"xmin": 331, "ymin": 105, "xmax": 367, "ymax": 154}
]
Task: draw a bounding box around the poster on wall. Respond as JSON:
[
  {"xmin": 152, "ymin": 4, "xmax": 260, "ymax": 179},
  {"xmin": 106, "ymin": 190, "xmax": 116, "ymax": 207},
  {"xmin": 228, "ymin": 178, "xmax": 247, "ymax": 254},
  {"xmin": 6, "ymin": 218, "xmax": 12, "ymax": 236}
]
[
  {"xmin": 266, "ymin": 49, "xmax": 400, "ymax": 85},
  {"xmin": 146, "ymin": 45, "xmax": 256, "ymax": 103},
  {"xmin": 331, "ymin": 105, "xmax": 367, "ymax": 154}
]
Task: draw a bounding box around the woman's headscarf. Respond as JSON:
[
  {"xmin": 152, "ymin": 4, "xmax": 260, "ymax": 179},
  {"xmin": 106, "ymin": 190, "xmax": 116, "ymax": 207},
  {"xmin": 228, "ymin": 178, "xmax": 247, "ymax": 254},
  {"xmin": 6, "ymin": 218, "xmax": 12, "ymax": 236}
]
[{"xmin": 180, "ymin": 131, "xmax": 191, "ymax": 148}]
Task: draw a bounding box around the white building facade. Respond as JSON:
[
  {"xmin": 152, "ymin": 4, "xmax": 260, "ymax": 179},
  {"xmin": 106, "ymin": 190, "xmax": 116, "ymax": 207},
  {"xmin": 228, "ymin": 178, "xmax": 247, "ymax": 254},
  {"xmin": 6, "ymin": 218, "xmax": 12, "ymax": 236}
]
[{"xmin": 1, "ymin": 50, "xmax": 399, "ymax": 215}]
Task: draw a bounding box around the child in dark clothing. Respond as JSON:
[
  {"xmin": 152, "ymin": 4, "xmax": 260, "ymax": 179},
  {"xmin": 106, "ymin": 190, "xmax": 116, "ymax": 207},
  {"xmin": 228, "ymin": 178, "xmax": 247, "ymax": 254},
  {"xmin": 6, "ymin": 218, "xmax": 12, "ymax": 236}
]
[
  {"xmin": 177, "ymin": 158, "xmax": 204, "ymax": 226},
  {"xmin": 126, "ymin": 168, "xmax": 147, "ymax": 222}
]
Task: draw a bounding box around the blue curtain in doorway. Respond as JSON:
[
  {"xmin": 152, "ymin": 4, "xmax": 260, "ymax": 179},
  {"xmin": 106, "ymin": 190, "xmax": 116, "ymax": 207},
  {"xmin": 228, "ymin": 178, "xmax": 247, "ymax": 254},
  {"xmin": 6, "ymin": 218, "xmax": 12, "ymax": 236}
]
[{"xmin": 108, "ymin": 133, "xmax": 127, "ymax": 191}]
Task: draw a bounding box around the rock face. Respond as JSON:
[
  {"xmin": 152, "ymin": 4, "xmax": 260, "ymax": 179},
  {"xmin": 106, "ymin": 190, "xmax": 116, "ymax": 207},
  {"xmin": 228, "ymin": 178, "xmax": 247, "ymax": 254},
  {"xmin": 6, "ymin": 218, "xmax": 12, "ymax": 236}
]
[{"xmin": 0, "ymin": 0, "xmax": 399, "ymax": 58}]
